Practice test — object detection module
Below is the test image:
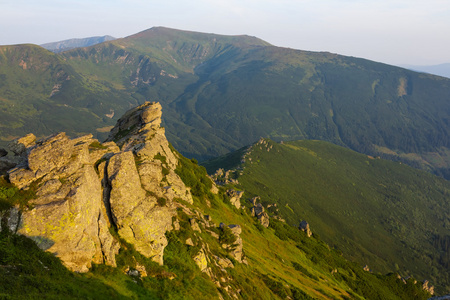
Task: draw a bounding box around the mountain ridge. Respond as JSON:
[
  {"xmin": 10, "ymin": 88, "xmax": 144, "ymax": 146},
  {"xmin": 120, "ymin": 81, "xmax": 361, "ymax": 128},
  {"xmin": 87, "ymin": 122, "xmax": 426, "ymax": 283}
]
[
  {"xmin": 1, "ymin": 27, "xmax": 450, "ymax": 179},
  {"xmin": 204, "ymin": 138, "xmax": 450, "ymax": 294},
  {"xmin": 40, "ymin": 35, "xmax": 116, "ymax": 53},
  {"xmin": 400, "ymin": 63, "xmax": 450, "ymax": 79}
]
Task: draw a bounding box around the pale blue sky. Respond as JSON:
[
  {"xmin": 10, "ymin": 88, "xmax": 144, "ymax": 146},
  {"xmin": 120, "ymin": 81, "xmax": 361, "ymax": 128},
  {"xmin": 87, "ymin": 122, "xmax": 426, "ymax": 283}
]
[{"xmin": 1, "ymin": 0, "xmax": 449, "ymax": 65}]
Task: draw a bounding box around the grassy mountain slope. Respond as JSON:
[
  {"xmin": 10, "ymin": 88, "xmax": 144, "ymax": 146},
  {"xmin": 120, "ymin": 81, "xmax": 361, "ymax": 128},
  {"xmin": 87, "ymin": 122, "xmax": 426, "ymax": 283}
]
[
  {"xmin": 0, "ymin": 44, "xmax": 137, "ymax": 146},
  {"xmin": 61, "ymin": 28, "xmax": 450, "ymax": 177},
  {"xmin": 203, "ymin": 139, "xmax": 450, "ymax": 294},
  {"xmin": 0, "ymin": 156, "xmax": 432, "ymax": 299},
  {"xmin": 2, "ymin": 27, "xmax": 450, "ymax": 177},
  {"xmin": 171, "ymin": 46, "xmax": 450, "ymax": 174}
]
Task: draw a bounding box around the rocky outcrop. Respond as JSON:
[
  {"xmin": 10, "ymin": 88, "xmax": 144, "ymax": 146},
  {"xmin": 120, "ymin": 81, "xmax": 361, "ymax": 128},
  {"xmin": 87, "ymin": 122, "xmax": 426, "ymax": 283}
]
[
  {"xmin": 6, "ymin": 133, "xmax": 120, "ymax": 272},
  {"xmin": 226, "ymin": 189, "xmax": 243, "ymax": 209},
  {"xmin": 193, "ymin": 249, "xmax": 208, "ymax": 273},
  {"xmin": 106, "ymin": 101, "xmax": 193, "ymax": 204},
  {"xmin": 299, "ymin": 220, "xmax": 312, "ymax": 237},
  {"xmin": 422, "ymin": 280, "xmax": 435, "ymax": 295},
  {"xmin": 220, "ymin": 223, "xmax": 245, "ymax": 264},
  {"xmin": 3, "ymin": 101, "xmax": 193, "ymax": 272},
  {"xmin": 8, "ymin": 133, "xmax": 36, "ymax": 156},
  {"xmin": 250, "ymin": 199, "xmax": 270, "ymax": 228},
  {"xmin": 216, "ymin": 256, "xmax": 234, "ymax": 269},
  {"xmin": 257, "ymin": 211, "xmax": 270, "ymax": 228}
]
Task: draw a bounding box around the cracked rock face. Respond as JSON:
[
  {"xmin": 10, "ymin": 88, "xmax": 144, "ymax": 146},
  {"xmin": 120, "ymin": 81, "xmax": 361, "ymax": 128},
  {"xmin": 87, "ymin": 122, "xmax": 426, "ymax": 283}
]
[
  {"xmin": 8, "ymin": 133, "xmax": 119, "ymax": 272},
  {"xmin": 4, "ymin": 101, "xmax": 192, "ymax": 272}
]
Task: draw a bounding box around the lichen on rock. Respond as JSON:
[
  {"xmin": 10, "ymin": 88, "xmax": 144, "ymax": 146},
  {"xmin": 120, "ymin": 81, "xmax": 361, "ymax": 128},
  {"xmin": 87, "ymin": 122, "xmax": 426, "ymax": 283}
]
[{"xmin": 4, "ymin": 101, "xmax": 193, "ymax": 271}]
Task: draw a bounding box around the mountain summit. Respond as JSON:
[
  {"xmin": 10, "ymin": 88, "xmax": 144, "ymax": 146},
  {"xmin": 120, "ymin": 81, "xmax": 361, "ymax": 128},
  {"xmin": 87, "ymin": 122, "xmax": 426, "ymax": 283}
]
[{"xmin": 1, "ymin": 26, "xmax": 450, "ymax": 178}]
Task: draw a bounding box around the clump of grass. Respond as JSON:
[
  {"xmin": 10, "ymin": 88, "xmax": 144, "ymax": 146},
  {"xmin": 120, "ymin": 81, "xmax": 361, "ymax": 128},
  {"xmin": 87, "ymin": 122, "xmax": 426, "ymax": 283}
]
[
  {"xmin": 88, "ymin": 141, "xmax": 108, "ymax": 151},
  {"xmin": 0, "ymin": 176, "xmax": 35, "ymax": 211}
]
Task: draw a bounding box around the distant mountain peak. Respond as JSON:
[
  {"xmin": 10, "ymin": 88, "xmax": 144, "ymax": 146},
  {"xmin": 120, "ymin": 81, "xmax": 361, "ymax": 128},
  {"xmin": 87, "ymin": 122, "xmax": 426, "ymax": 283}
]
[
  {"xmin": 399, "ymin": 62, "xmax": 450, "ymax": 78},
  {"xmin": 122, "ymin": 26, "xmax": 271, "ymax": 47},
  {"xmin": 40, "ymin": 35, "xmax": 116, "ymax": 53}
]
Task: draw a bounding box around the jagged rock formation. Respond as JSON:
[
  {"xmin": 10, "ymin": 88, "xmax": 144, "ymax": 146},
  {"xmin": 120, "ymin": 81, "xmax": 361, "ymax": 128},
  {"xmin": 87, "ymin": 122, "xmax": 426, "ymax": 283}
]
[
  {"xmin": 211, "ymin": 168, "xmax": 240, "ymax": 185},
  {"xmin": 3, "ymin": 102, "xmax": 193, "ymax": 272}
]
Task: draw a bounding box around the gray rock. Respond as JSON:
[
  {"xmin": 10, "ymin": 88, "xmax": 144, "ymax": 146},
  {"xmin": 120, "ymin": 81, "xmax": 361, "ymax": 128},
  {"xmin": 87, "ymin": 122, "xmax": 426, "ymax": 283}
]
[
  {"xmin": 6, "ymin": 101, "xmax": 189, "ymax": 272},
  {"xmin": 257, "ymin": 211, "xmax": 270, "ymax": 228},
  {"xmin": 0, "ymin": 157, "xmax": 18, "ymax": 174},
  {"xmin": 299, "ymin": 220, "xmax": 312, "ymax": 237},
  {"xmin": 216, "ymin": 256, "xmax": 234, "ymax": 269},
  {"xmin": 251, "ymin": 203, "xmax": 264, "ymax": 217},
  {"xmin": 127, "ymin": 269, "xmax": 140, "ymax": 277},
  {"xmin": 8, "ymin": 133, "xmax": 36, "ymax": 156},
  {"xmin": 190, "ymin": 218, "xmax": 202, "ymax": 232},
  {"xmin": 225, "ymin": 224, "xmax": 244, "ymax": 263},
  {"xmin": 0, "ymin": 207, "xmax": 21, "ymax": 233},
  {"xmin": 227, "ymin": 189, "xmax": 244, "ymax": 209}
]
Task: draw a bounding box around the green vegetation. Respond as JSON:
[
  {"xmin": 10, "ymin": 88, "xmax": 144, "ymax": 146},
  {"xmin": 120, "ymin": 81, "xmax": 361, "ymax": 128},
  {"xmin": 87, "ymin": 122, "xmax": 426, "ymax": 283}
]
[
  {"xmin": 0, "ymin": 27, "xmax": 447, "ymax": 298},
  {"xmin": 89, "ymin": 140, "xmax": 108, "ymax": 150},
  {"xmin": 0, "ymin": 146, "xmax": 434, "ymax": 299},
  {"xmin": 2, "ymin": 28, "xmax": 450, "ymax": 178},
  {"xmin": 208, "ymin": 139, "xmax": 450, "ymax": 294},
  {"xmin": 0, "ymin": 176, "xmax": 35, "ymax": 211},
  {"xmin": 0, "ymin": 229, "xmax": 124, "ymax": 299},
  {"xmin": 174, "ymin": 146, "xmax": 214, "ymax": 199}
]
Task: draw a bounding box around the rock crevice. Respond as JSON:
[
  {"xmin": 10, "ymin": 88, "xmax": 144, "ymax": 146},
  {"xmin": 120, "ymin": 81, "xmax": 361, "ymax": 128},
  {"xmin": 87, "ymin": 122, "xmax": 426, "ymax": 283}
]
[{"xmin": 3, "ymin": 101, "xmax": 192, "ymax": 272}]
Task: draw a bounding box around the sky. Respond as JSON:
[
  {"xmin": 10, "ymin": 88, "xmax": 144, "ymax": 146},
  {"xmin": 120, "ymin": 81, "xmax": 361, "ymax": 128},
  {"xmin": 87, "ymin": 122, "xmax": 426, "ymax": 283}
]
[{"xmin": 1, "ymin": 0, "xmax": 449, "ymax": 66}]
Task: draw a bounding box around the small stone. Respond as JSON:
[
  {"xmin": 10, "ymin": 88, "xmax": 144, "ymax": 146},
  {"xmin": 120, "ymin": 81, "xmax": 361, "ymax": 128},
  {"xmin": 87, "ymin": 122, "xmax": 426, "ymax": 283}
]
[
  {"xmin": 135, "ymin": 262, "xmax": 147, "ymax": 277},
  {"xmin": 173, "ymin": 219, "xmax": 180, "ymax": 230},
  {"xmin": 190, "ymin": 218, "xmax": 202, "ymax": 232}
]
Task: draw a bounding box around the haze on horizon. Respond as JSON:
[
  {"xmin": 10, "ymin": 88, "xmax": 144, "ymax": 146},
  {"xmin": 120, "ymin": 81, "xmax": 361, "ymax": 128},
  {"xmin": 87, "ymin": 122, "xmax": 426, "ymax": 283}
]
[{"xmin": 1, "ymin": 0, "xmax": 449, "ymax": 66}]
